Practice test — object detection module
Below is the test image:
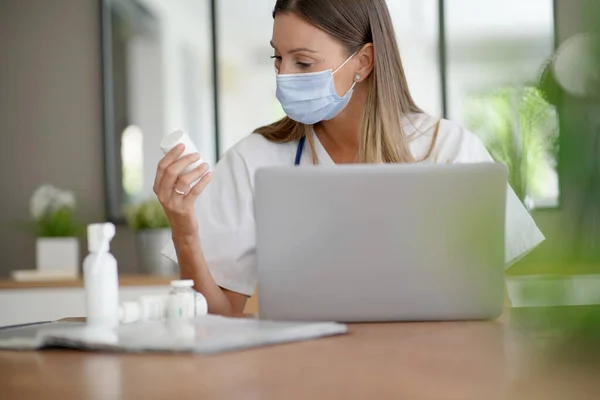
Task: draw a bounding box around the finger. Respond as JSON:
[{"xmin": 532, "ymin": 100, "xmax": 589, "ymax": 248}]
[
  {"xmin": 184, "ymin": 171, "xmax": 212, "ymax": 207},
  {"xmin": 154, "ymin": 144, "xmax": 185, "ymax": 193},
  {"xmin": 174, "ymin": 163, "xmax": 210, "ymax": 194},
  {"xmin": 159, "ymin": 153, "xmax": 202, "ymax": 199}
]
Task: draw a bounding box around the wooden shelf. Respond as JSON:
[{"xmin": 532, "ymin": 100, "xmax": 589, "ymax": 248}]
[{"xmin": 0, "ymin": 275, "xmax": 177, "ymax": 290}]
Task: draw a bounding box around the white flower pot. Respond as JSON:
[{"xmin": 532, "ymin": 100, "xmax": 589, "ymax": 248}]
[
  {"xmin": 136, "ymin": 229, "xmax": 177, "ymax": 276},
  {"xmin": 36, "ymin": 237, "xmax": 80, "ymax": 275}
]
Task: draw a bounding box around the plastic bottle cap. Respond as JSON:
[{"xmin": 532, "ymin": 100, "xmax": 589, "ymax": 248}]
[
  {"xmin": 160, "ymin": 130, "xmax": 185, "ymax": 152},
  {"xmin": 170, "ymin": 279, "xmax": 194, "ymax": 288},
  {"xmin": 87, "ymin": 223, "xmax": 116, "ymax": 252}
]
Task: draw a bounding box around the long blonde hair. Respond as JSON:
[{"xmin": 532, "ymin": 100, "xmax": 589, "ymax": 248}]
[{"xmin": 255, "ymin": 0, "xmax": 437, "ymax": 164}]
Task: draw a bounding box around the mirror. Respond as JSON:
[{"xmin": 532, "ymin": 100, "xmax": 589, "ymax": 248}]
[{"xmin": 101, "ymin": 0, "xmax": 216, "ymax": 222}]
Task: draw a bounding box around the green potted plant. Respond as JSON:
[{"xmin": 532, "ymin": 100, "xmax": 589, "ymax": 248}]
[
  {"xmin": 125, "ymin": 198, "xmax": 176, "ymax": 276},
  {"xmin": 30, "ymin": 184, "xmax": 81, "ymax": 275}
]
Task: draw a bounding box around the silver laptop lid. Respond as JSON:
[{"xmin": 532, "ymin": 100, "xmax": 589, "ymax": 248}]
[{"xmin": 255, "ymin": 163, "xmax": 507, "ymax": 322}]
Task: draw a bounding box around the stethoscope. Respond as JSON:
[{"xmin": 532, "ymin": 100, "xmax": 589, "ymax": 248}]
[{"xmin": 294, "ymin": 136, "xmax": 306, "ymax": 166}]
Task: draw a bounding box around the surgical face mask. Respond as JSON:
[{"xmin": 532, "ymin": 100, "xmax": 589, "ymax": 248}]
[{"xmin": 275, "ymin": 53, "xmax": 357, "ymax": 125}]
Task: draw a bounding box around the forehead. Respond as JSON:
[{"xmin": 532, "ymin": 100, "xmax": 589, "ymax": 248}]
[{"xmin": 271, "ymin": 13, "xmax": 345, "ymax": 55}]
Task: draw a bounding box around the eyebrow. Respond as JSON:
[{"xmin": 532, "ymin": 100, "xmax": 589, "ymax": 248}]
[{"xmin": 270, "ymin": 41, "xmax": 318, "ymax": 54}]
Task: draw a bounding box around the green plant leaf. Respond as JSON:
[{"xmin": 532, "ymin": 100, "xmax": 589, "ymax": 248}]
[{"xmin": 36, "ymin": 207, "xmax": 83, "ymax": 237}]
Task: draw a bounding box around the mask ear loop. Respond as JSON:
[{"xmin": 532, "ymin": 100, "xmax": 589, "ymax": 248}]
[
  {"xmin": 333, "ymin": 50, "xmax": 360, "ymax": 74},
  {"xmin": 333, "ymin": 51, "xmax": 361, "ymax": 95},
  {"xmin": 346, "ymin": 80, "xmax": 357, "ymax": 93}
]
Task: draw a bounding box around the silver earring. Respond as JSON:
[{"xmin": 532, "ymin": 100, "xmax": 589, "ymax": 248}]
[{"xmin": 355, "ymin": 74, "xmax": 361, "ymax": 81}]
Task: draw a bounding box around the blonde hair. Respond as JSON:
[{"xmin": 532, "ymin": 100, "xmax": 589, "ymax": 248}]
[{"xmin": 255, "ymin": 0, "xmax": 437, "ymax": 164}]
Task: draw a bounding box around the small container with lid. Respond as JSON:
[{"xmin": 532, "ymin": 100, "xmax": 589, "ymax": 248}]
[{"xmin": 167, "ymin": 280, "xmax": 196, "ymax": 319}]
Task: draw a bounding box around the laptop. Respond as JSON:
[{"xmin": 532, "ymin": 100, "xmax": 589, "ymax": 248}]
[{"xmin": 255, "ymin": 163, "xmax": 507, "ymax": 322}]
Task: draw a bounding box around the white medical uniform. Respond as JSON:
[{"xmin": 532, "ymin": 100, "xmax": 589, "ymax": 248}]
[{"xmin": 162, "ymin": 113, "xmax": 545, "ymax": 296}]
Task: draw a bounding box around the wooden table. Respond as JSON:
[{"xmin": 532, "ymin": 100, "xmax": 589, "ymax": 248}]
[{"xmin": 1, "ymin": 306, "xmax": 600, "ymax": 399}]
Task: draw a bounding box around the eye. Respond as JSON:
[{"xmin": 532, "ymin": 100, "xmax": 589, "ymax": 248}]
[
  {"xmin": 270, "ymin": 55, "xmax": 282, "ymax": 62},
  {"xmin": 296, "ymin": 61, "xmax": 312, "ymax": 69}
]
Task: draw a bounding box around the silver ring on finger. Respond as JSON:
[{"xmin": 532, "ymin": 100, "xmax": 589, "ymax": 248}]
[{"xmin": 174, "ymin": 188, "xmax": 187, "ymax": 195}]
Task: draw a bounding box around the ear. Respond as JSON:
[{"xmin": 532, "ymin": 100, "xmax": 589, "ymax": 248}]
[{"xmin": 354, "ymin": 43, "xmax": 374, "ymax": 82}]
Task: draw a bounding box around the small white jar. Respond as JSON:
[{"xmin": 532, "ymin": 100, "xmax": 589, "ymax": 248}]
[{"xmin": 166, "ymin": 280, "xmax": 196, "ymax": 320}]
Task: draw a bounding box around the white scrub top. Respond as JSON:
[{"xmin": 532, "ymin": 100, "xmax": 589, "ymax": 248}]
[{"xmin": 162, "ymin": 113, "xmax": 545, "ymax": 296}]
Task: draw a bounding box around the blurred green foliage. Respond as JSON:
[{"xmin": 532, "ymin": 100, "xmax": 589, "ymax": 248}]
[
  {"xmin": 125, "ymin": 198, "xmax": 170, "ymax": 231},
  {"xmin": 35, "ymin": 207, "xmax": 82, "ymax": 237},
  {"xmin": 466, "ymin": 86, "xmax": 559, "ymax": 204}
]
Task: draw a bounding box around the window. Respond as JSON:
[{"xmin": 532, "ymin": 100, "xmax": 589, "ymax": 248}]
[
  {"xmin": 216, "ymin": 0, "xmax": 284, "ymax": 155},
  {"xmin": 445, "ymin": 0, "xmax": 558, "ymax": 208},
  {"xmin": 387, "ymin": 0, "xmax": 443, "ymax": 116}
]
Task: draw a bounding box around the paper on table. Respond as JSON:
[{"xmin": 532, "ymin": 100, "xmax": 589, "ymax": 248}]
[
  {"xmin": 0, "ymin": 316, "xmax": 347, "ymax": 354},
  {"xmin": 0, "ymin": 322, "xmax": 79, "ymax": 350}
]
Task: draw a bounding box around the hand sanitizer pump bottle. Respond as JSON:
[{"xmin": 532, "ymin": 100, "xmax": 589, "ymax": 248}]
[{"xmin": 84, "ymin": 223, "xmax": 119, "ymax": 328}]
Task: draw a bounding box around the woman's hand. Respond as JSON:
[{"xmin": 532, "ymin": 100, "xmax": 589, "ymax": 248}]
[
  {"xmin": 153, "ymin": 144, "xmax": 212, "ymax": 238},
  {"xmin": 154, "ymin": 145, "xmax": 245, "ymax": 316}
]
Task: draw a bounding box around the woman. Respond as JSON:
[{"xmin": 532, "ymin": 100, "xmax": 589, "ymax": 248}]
[{"xmin": 156, "ymin": 0, "xmax": 544, "ymax": 316}]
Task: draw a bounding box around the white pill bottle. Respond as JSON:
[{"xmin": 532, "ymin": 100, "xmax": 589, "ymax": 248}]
[
  {"xmin": 166, "ymin": 280, "xmax": 196, "ymax": 319},
  {"xmin": 160, "ymin": 130, "xmax": 210, "ymax": 188}
]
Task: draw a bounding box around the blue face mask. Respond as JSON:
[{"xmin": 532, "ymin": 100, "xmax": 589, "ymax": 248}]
[{"xmin": 275, "ymin": 53, "xmax": 357, "ymax": 125}]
